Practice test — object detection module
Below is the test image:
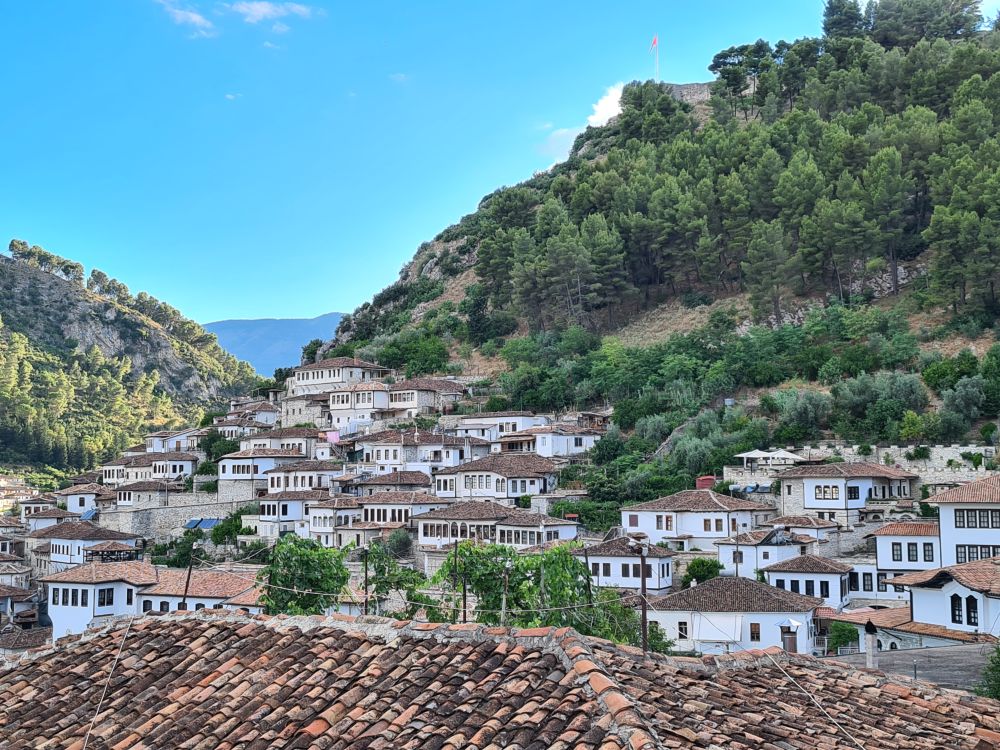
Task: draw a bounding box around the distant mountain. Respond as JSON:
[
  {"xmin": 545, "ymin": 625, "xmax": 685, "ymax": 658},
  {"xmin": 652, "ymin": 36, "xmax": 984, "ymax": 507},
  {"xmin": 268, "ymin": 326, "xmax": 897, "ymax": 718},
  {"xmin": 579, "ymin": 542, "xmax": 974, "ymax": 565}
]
[{"xmin": 205, "ymin": 312, "xmax": 344, "ymax": 376}]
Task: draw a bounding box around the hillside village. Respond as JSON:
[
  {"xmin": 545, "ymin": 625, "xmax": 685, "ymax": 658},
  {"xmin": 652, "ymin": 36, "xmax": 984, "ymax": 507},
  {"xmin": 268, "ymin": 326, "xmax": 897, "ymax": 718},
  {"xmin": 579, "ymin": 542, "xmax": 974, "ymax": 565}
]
[{"xmin": 2, "ymin": 350, "xmax": 1000, "ymax": 675}]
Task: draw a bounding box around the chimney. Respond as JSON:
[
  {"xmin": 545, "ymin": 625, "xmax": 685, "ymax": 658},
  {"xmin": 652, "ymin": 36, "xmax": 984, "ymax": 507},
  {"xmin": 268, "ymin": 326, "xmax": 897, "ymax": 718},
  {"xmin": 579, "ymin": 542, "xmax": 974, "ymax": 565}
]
[{"xmin": 864, "ymin": 620, "xmax": 878, "ymax": 669}]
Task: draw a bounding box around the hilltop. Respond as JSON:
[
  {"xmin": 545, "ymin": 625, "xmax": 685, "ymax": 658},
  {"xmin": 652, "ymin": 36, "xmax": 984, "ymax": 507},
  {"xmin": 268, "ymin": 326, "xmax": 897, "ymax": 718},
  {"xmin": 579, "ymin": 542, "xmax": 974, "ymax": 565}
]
[
  {"xmin": 0, "ymin": 243, "xmax": 258, "ymax": 469},
  {"xmin": 205, "ymin": 311, "xmax": 343, "ymax": 376}
]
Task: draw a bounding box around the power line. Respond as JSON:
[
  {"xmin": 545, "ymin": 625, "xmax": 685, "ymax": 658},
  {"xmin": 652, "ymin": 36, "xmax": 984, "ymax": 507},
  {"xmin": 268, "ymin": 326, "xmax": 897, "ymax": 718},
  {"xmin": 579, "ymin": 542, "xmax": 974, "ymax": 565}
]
[{"xmin": 82, "ymin": 614, "xmax": 135, "ymax": 750}]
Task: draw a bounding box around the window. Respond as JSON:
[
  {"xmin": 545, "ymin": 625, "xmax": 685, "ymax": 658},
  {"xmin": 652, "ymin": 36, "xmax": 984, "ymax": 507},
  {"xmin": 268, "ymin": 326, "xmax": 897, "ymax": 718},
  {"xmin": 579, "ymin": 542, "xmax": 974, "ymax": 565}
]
[
  {"xmin": 814, "ymin": 486, "xmax": 823, "ymax": 500},
  {"xmin": 602, "ymin": 563, "xmax": 610, "ymax": 576},
  {"xmin": 703, "ymin": 519, "xmax": 712, "ymax": 532},
  {"xmin": 955, "ymin": 509, "xmax": 966, "ymax": 528},
  {"xmin": 805, "ymin": 580, "xmax": 815, "ymax": 596},
  {"xmin": 981, "ymin": 511, "xmax": 991, "ymax": 529},
  {"xmin": 632, "ymin": 564, "xmax": 641, "ymax": 578},
  {"xmin": 628, "ymin": 514, "xmax": 638, "ymax": 528},
  {"xmin": 750, "ymin": 622, "xmax": 761, "ymax": 642},
  {"xmin": 951, "ymin": 594, "xmax": 963, "ymax": 624},
  {"xmin": 775, "ymin": 579, "xmax": 785, "ymax": 589},
  {"xmin": 786, "ymin": 484, "xmax": 792, "ymax": 496},
  {"xmin": 591, "ymin": 562, "xmax": 599, "ymax": 576},
  {"xmin": 923, "ymin": 543, "xmax": 934, "ymax": 562},
  {"xmin": 967, "ymin": 596, "xmax": 979, "ymax": 627},
  {"xmin": 71, "ymin": 589, "xmax": 78, "ymax": 607},
  {"xmin": 831, "ymin": 486, "xmax": 840, "ymax": 500},
  {"xmin": 714, "ymin": 519, "xmax": 723, "ymax": 532},
  {"xmin": 126, "ymin": 589, "xmax": 134, "ymax": 606},
  {"xmin": 877, "ymin": 573, "xmax": 887, "ymax": 592},
  {"xmin": 907, "ymin": 543, "xmax": 918, "ymax": 562},
  {"xmin": 820, "ymin": 581, "xmax": 830, "ymax": 598},
  {"xmin": 159, "ymin": 601, "xmax": 169, "ymax": 612},
  {"xmin": 847, "ymin": 486, "xmax": 859, "ymax": 500},
  {"xmin": 143, "ymin": 600, "xmax": 152, "ymax": 612},
  {"xmin": 862, "ymin": 573, "xmax": 873, "ymax": 592},
  {"xmin": 762, "ymin": 551, "xmax": 770, "ymax": 560},
  {"xmin": 51, "ymin": 587, "xmax": 58, "ymax": 605},
  {"xmin": 656, "ymin": 515, "xmax": 663, "ymax": 530},
  {"xmin": 993, "ymin": 511, "xmax": 1000, "ymax": 528},
  {"xmin": 967, "ymin": 511, "xmax": 978, "ymax": 529},
  {"xmin": 790, "ymin": 580, "xmax": 800, "ymax": 593},
  {"xmin": 621, "ymin": 564, "xmax": 629, "ymax": 578},
  {"xmin": 891, "ymin": 543, "xmax": 902, "ymax": 562},
  {"xmin": 81, "ymin": 589, "xmax": 88, "ymax": 607},
  {"xmin": 678, "ymin": 621, "xmax": 688, "ymax": 639},
  {"xmin": 849, "ymin": 572, "xmax": 859, "ymax": 591},
  {"xmin": 62, "ymin": 589, "xmax": 69, "ymax": 606},
  {"xmin": 98, "ymin": 588, "xmax": 114, "ymax": 607},
  {"xmin": 732, "ymin": 551, "xmax": 743, "ymax": 564},
  {"xmin": 195, "ymin": 603, "xmax": 205, "ymax": 611}
]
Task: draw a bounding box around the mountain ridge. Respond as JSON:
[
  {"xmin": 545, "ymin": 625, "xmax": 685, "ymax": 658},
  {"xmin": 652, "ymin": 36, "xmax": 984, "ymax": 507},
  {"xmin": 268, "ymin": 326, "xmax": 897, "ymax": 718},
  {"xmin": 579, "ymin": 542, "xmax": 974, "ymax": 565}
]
[{"xmin": 205, "ymin": 312, "xmax": 344, "ymax": 376}]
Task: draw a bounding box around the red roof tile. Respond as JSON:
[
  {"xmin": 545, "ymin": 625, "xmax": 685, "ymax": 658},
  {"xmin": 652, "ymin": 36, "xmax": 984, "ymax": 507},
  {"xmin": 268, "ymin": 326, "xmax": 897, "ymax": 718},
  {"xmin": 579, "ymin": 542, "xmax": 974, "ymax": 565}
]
[
  {"xmin": 866, "ymin": 521, "xmax": 940, "ymax": 537},
  {"xmin": 626, "ymin": 489, "xmax": 771, "ymax": 513},
  {"xmin": 649, "ymin": 576, "xmax": 822, "ymax": 613},
  {"xmin": 777, "ymin": 462, "xmax": 917, "ymax": 479},
  {"xmin": 927, "ymin": 475, "xmax": 1000, "ymax": 504},
  {"xmin": 893, "ymin": 557, "xmax": 1000, "ymax": 595}
]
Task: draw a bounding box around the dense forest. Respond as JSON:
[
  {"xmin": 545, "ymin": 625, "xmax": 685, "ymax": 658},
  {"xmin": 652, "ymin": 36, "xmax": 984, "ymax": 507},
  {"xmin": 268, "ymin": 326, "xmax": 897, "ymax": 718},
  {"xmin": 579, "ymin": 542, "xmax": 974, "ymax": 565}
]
[
  {"xmin": 0, "ymin": 242, "xmax": 259, "ymax": 471},
  {"xmin": 329, "ymin": 0, "xmax": 1000, "ymax": 370}
]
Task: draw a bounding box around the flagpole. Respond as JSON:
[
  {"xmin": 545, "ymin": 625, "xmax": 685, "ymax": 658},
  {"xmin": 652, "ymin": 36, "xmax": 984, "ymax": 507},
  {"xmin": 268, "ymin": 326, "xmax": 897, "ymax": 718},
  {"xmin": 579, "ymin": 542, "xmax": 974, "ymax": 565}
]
[{"xmin": 655, "ymin": 34, "xmax": 659, "ymax": 82}]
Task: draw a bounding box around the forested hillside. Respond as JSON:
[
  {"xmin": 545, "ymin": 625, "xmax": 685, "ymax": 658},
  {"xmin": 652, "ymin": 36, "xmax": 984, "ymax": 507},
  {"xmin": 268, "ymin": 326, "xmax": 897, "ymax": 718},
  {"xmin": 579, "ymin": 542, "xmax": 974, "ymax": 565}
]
[
  {"xmin": 0, "ymin": 242, "xmax": 259, "ymax": 470},
  {"xmin": 316, "ymin": 0, "xmax": 1000, "ymax": 526}
]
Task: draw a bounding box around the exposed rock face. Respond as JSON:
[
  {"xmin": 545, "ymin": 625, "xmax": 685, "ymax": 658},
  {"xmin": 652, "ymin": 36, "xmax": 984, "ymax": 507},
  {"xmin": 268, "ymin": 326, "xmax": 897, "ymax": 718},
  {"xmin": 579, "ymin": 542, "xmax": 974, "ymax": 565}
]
[{"xmin": 0, "ymin": 255, "xmax": 241, "ymax": 402}]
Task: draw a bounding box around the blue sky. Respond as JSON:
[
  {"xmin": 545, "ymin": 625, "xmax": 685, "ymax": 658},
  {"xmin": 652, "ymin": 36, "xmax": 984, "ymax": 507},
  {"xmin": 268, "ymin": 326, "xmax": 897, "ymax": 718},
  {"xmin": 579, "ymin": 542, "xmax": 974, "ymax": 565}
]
[{"xmin": 3, "ymin": 0, "xmax": 972, "ymax": 323}]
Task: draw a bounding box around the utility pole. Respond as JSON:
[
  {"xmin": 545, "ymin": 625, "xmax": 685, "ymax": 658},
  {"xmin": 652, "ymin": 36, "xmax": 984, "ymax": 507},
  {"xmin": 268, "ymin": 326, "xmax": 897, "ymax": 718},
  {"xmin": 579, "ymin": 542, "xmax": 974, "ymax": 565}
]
[
  {"xmin": 451, "ymin": 539, "xmax": 459, "ymax": 624},
  {"xmin": 181, "ymin": 545, "xmax": 195, "ymax": 611},
  {"xmin": 640, "ymin": 543, "xmax": 649, "ymax": 653},
  {"xmin": 362, "ymin": 546, "xmax": 369, "ymax": 616},
  {"xmin": 500, "ymin": 562, "xmax": 511, "ymax": 627}
]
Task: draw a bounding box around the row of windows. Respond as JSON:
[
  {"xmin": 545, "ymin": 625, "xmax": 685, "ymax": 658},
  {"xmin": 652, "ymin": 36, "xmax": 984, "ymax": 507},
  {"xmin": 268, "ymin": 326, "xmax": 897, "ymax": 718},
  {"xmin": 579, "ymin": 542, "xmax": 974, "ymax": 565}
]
[
  {"xmin": 421, "ymin": 522, "xmax": 497, "ymax": 540},
  {"xmin": 588, "ymin": 562, "xmax": 671, "ymax": 580},
  {"xmin": 704, "ymin": 518, "xmax": 738, "ymax": 533},
  {"xmin": 311, "ymin": 513, "xmax": 354, "ymax": 527},
  {"xmin": 955, "ymin": 545, "xmax": 1000, "ymax": 563},
  {"xmin": 773, "ymin": 579, "xmax": 832, "ymax": 598},
  {"xmin": 891, "ymin": 542, "xmax": 935, "ymax": 562},
  {"xmin": 50, "ymin": 543, "xmax": 78, "ymax": 557},
  {"xmin": 654, "ymin": 515, "xmax": 674, "ymax": 531},
  {"xmin": 221, "ymin": 464, "xmax": 258, "ymax": 475},
  {"xmin": 153, "ymin": 463, "xmax": 189, "ymax": 474},
  {"xmin": 389, "ymin": 392, "xmax": 415, "ymax": 403},
  {"xmin": 848, "ymin": 571, "xmax": 904, "ymax": 593},
  {"xmin": 363, "ymin": 507, "xmax": 411, "ymax": 523},
  {"xmin": 141, "ymin": 600, "xmax": 220, "ymax": 613},
  {"xmin": 497, "ymin": 528, "xmax": 557, "ymax": 546},
  {"xmin": 673, "ymin": 621, "xmax": 764, "ymax": 642},
  {"xmin": 50, "ymin": 586, "xmax": 130, "ymax": 608},
  {"xmin": 296, "ymin": 368, "xmax": 346, "ymax": 380},
  {"xmin": 435, "ymin": 478, "xmax": 457, "ymax": 492},
  {"xmin": 951, "ymin": 593, "xmax": 979, "ymax": 626},
  {"xmin": 268, "ymin": 474, "xmax": 319, "ymax": 489},
  {"xmin": 260, "ymin": 502, "xmax": 292, "ymax": 517},
  {"xmin": 954, "ymin": 510, "xmax": 1000, "ymax": 529}
]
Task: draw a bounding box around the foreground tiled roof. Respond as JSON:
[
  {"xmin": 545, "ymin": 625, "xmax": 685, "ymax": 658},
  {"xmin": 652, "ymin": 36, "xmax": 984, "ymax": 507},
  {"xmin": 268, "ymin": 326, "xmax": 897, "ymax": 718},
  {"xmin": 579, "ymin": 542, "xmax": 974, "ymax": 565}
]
[
  {"xmin": 27, "ymin": 521, "xmax": 139, "ymax": 541},
  {"xmin": 649, "ymin": 576, "xmax": 822, "ymax": 613},
  {"xmin": 626, "ymin": 489, "xmax": 772, "ymax": 513},
  {"xmin": 140, "ymin": 569, "xmax": 259, "ymax": 599},
  {"xmin": 866, "ymin": 521, "xmax": 940, "ymax": 537},
  {"xmin": 830, "ymin": 606, "xmax": 997, "ymax": 644},
  {"xmin": 0, "ymin": 626, "xmax": 51, "ymax": 651},
  {"xmin": 355, "ymin": 470, "xmax": 431, "ymax": 486},
  {"xmin": 572, "ymin": 537, "xmax": 675, "ymax": 558},
  {"xmin": 4, "ymin": 611, "xmax": 1000, "ymax": 749},
  {"xmin": 777, "ymin": 461, "xmax": 918, "ymax": 479},
  {"xmin": 762, "ymin": 554, "xmax": 853, "ymax": 574},
  {"xmin": 893, "ymin": 557, "xmax": 1000, "ymax": 595},
  {"xmin": 435, "ymin": 453, "xmax": 557, "ymax": 477},
  {"xmin": 927, "ymin": 475, "xmax": 1000, "ymax": 504},
  {"xmin": 768, "ymin": 514, "xmax": 840, "ymax": 529}
]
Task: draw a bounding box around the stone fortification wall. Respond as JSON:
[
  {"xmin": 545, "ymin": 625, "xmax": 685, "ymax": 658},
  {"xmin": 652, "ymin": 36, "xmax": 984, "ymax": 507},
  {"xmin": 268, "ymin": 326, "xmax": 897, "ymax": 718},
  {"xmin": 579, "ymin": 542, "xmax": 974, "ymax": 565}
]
[{"xmin": 98, "ymin": 491, "xmax": 248, "ymax": 541}]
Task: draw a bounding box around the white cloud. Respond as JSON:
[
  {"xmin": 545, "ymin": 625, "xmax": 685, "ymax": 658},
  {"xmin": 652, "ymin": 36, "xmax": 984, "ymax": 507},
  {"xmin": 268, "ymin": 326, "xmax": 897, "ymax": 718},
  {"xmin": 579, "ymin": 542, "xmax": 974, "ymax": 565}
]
[
  {"xmin": 539, "ymin": 127, "xmax": 583, "ymax": 161},
  {"xmin": 224, "ymin": 93, "xmax": 242, "ymax": 100},
  {"xmin": 156, "ymin": 0, "xmax": 215, "ymax": 37},
  {"xmin": 587, "ymin": 82, "xmax": 624, "ymax": 127},
  {"xmin": 389, "ymin": 73, "xmax": 410, "ymax": 83},
  {"xmin": 262, "ymin": 40, "xmax": 281, "ymax": 49},
  {"xmin": 228, "ymin": 2, "xmax": 312, "ymax": 23},
  {"xmin": 271, "ymin": 21, "xmax": 290, "ymax": 33}
]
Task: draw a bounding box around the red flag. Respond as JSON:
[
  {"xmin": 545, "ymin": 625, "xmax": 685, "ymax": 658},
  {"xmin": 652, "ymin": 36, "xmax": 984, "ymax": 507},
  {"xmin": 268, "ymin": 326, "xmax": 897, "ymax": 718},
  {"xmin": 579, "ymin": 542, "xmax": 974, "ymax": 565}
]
[{"xmin": 649, "ymin": 34, "xmax": 658, "ymax": 52}]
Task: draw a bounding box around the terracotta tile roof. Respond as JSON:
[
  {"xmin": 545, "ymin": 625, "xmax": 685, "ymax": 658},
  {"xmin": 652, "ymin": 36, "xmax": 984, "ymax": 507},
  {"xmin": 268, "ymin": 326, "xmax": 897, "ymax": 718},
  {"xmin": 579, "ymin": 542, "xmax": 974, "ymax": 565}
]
[
  {"xmin": 40, "ymin": 561, "xmax": 158, "ymax": 585},
  {"xmin": 365, "ymin": 430, "xmax": 489, "ymax": 447},
  {"xmin": 927, "ymin": 475, "xmax": 1000, "ymax": 504},
  {"xmin": 147, "ymin": 452, "xmax": 199, "ymax": 462},
  {"xmin": 223, "ymin": 585, "xmax": 265, "ymax": 608},
  {"xmin": 626, "ymin": 489, "xmax": 772, "ymax": 513},
  {"xmin": 262, "ymin": 490, "xmax": 331, "ymax": 501},
  {"xmin": 85, "ymin": 541, "xmax": 139, "ymax": 553},
  {"xmin": 0, "ymin": 584, "xmax": 34, "ymax": 602},
  {"xmin": 29, "ymin": 507, "xmax": 81, "ymax": 519},
  {"xmin": 248, "ymin": 427, "xmax": 323, "ymax": 440},
  {"xmin": 54, "ymin": 483, "xmax": 105, "ymax": 496},
  {"xmin": 0, "ymin": 552, "xmax": 23, "ymax": 563},
  {"xmin": 33, "ymin": 542, "xmax": 52, "ymax": 555},
  {"xmin": 356, "ymin": 470, "xmax": 431, "ymax": 486},
  {"xmin": 458, "ymin": 410, "xmax": 535, "ymax": 418},
  {"xmin": 140, "ymin": 569, "xmax": 258, "ymax": 599},
  {"xmin": 777, "ymin": 461, "xmax": 918, "ymax": 479},
  {"xmin": 866, "ymin": 521, "xmax": 940, "ymax": 537},
  {"xmin": 295, "ymin": 356, "xmax": 383, "ymax": 371},
  {"xmin": 220, "ymin": 448, "xmax": 307, "ymax": 459},
  {"xmin": 389, "ymin": 378, "xmax": 465, "ymax": 393},
  {"xmin": 762, "ymin": 554, "xmax": 852, "ymax": 574},
  {"xmin": 262, "ymin": 460, "xmax": 344, "ymax": 474},
  {"xmin": 329, "ymin": 381, "xmax": 388, "ymax": 392},
  {"xmin": 311, "ymin": 496, "xmax": 361, "ymax": 510},
  {"xmin": 768, "ymin": 514, "xmax": 840, "ymax": 529},
  {"xmin": 413, "ymin": 501, "xmax": 573, "ymax": 526},
  {"xmin": 716, "ymin": 529, "xmax": 816, "ymax": 547},
  {"xmin": 7, "ymin": 611, "xmax": 999, "ymax": 749},
  {"xmin": 830, "ymin": 606, "xmax": 997, "ymax": 644},
  {"xmin": 435, "ymin": 453, "xmax": 557, "ymax": 477},
  {"xmin": 649, "ymin": 576, "xmax": 822, "ymax": 613},
  {"xmin": 0, "ymin": 626, "xmax": 51, "ymax": 651},
  {"xmin": 355, "ymin": 491, "xmax": 441, "ymax": 505},
  {"xmin": 500, "ymin": 425, "xmax": 602, "ymax": 437},
  {"xmin": 893, "ymin": 557, "xmax": 1000, "ymax": 595},
  {"xmin": 28, "ymin": 522, "xmax": 139, "ymax": 542},
  {"xmin": 572, "ymin": 537, "xmax": 675, "ymax": 558}
]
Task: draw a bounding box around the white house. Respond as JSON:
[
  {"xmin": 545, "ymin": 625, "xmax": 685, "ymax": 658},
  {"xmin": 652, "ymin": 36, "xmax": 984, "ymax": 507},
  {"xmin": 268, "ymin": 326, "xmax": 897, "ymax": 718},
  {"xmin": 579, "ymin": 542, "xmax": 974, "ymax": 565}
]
[
  {"xmin": 150, "ymin": 452, "xmax": 200, "ymax": 481},
  {"xmin": 762, "ymin": 555, "xmax": 852, "ymax": 610},
  {"xmin": 491, "ymin": 425, "xmax": 602, "ymax": 458},
  {"xmin": 0, "ymin": 583, "xmax": 35, "ymax": 626},
  {"xmin": 114, "ymin": 481, "xmax": 179, "ymax": 508},
  {"xmin": 223, "ymin": 400, "xmax": 278, "ymax": 427},
  {"xmin": 714, "ymin": 528, "xmax": 818, "ymax": 578},
  {"xmin": 258, "ymin": 490, "xmax": 329, "ymax": 540},
  {"xmin": 309, "ymin": 497, "xmax": 362, "ymax": 548},
  {"xmin": 25, "ymin": 507, "xmax": 80, "ymax": 534},
  {"xmin": 264, "ymin": 460, "xmax": 345, "ymax": 494},
  {"xmin": 286, "ymin": 357, "xmax": 393, "ymax": 397},
  {"xmin": 27, "ymin": 522, "xmax": 140, "ymax": 574},
  {"xmin": 621, "ymin": 490, "xmax": 775, "ymax": 551},
  {"xmin": 42, "ymin": 561, "xmax": 264, "ymax": 639},
  {"xmin": 844, "ymin": 560, "xmax": 910, "ymax": 604},
  {"xmin": 927, "ymin": 475, "xmax": 1000, "ymax": 566},
  {"xmin": 218, "ymin": 448, "xmax": 307, "ymax": 496},
  {"xmin": 241, "ymin": 427, "xmax": 325, "ymax": 458},
  {"xmin": 829, "ymin": 604, "xmax": 995, "ymax": 654},
  {"xmin": 357, "ymin": 431, "xmax": 490, "ymax": 475},
  {"xmin": 895, "ymin": 557, "xmax": 1000, "ymax": 638},
  {"xmin": 775, "ymin": 462, "xmax": 918, "ymax": 527},
  {"xmin": 432, "ymin": 454, "xmax": 559, "ymax": 504},
  {"xmin": 357, "ymin": 492, "xmax": 451, "ymax": 531},
  {"xmin": 352, "ymin": 471, "xmax": 432, "ymax": 495},
  {"xmin": 572, "ymin": 536, "xmax": 674, "ymax": 594},
  {"xmin": 865, "ymin": 521, "xmax": 941, "ymax": 575},
  {"xmin": 18, "ymin": 495, "xmax": 57, "ymax": 522},
  {"xmin": 647, "ymin": 576, "xmax": 822, "ymax": 655},
  {"xmin": 764, "ymin": 514, "xmax": 840, "ymax": 542},
  {"xmin": 0, "ymin": 552, "xmax": 31, "ymax": 589},
  {"xmin": 144, "ymin": 427, "xmax": 205, "ymax": 453},
  {"xmin": 452, "ymin": 412, "xmax": 552, "ymax": 442},
  {"xmin": 54, "ymin": 483, "xmax": 104, "ymax": 513}
]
